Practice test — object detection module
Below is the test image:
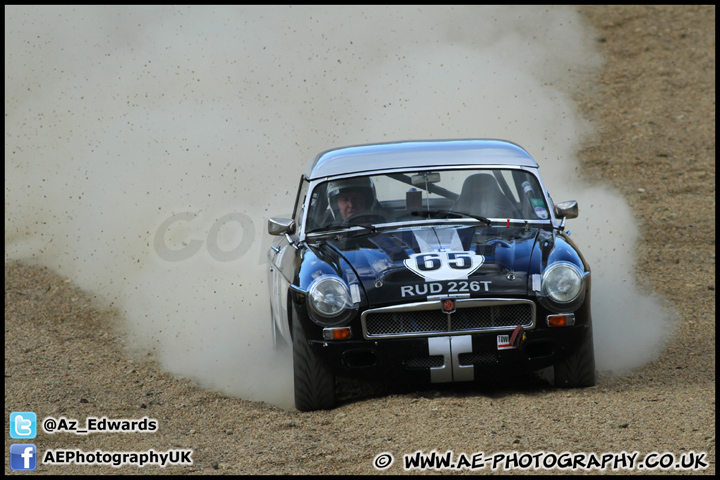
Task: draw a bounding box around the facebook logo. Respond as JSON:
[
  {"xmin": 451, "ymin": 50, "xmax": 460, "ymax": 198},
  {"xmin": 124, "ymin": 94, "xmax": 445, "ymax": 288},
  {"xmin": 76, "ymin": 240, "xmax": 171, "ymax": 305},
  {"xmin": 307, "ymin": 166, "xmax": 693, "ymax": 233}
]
[
  {"xmin": 10, "ymin": 411, "xmax": 37, "ymax": 439},
  {"xmin": 10, "ymin": 444, "xmax": 37, "ymax": 471}
]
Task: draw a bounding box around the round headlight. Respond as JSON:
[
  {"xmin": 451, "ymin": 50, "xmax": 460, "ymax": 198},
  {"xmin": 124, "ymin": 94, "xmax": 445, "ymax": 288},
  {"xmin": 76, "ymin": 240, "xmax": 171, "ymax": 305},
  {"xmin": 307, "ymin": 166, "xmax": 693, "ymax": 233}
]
[
  {"xmin": 542, "ymin": 262, "xmax": 584, "ymax": 303},
  {"xmin": 308, "ymin": 276, "xmax": 352, "ymax": 319}
]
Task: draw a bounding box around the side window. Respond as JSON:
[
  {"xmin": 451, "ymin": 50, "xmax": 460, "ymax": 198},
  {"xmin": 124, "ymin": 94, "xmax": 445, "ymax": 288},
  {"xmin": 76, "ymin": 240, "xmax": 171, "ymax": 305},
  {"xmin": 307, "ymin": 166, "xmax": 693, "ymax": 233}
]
[{"xmin": 292, "ymin": 176, "xmax": 310, "ymax": 231}]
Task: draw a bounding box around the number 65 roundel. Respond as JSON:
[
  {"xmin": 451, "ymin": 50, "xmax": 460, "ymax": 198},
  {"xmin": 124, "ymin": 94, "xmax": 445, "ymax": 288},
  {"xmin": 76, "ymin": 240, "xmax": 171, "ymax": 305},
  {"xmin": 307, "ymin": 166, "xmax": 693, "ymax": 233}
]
[{"xmin": 403, "ymin": 251, "xmax": 485, "ymax": 281}]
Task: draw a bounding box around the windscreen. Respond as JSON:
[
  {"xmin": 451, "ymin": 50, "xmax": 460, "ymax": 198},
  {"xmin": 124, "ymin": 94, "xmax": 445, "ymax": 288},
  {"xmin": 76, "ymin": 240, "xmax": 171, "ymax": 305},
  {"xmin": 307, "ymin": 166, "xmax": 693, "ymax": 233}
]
[{"xmin": 305, "ymin": 169, "xmax": 549, "ymax": 232}]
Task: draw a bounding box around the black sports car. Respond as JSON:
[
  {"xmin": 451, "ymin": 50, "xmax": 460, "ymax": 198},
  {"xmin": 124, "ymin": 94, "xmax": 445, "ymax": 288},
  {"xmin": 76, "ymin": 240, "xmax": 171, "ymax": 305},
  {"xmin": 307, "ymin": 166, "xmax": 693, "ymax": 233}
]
[{"xmin": 267, "ymin": 139, "xmax": 595, "ymax": 411}]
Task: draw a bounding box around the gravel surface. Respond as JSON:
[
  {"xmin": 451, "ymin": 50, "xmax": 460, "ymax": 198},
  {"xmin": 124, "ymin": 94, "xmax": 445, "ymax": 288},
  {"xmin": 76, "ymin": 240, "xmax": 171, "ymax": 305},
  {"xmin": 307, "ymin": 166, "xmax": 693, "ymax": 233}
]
[{"xmin": 5, "ymin": 5, "xmax": 715, "ymax": 475}]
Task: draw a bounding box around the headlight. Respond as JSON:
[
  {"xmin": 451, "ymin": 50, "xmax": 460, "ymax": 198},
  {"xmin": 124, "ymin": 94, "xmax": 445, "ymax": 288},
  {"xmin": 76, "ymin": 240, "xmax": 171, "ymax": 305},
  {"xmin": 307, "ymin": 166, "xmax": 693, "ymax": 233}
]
[
  {"xmin": 542, "ymin": 262, "xmax": 584, "ymax": 303},
  {"xmin": 307, "ymin": 276, "xmax": 354, "ymax": 325}
]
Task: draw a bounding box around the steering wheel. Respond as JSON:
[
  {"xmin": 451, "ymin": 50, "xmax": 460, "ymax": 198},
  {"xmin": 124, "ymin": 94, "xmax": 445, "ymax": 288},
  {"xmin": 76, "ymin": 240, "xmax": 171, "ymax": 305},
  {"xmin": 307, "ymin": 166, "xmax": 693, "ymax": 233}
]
[{"xmin": 343, "ymin": 212, "xmax": 387, "ymax": 225}]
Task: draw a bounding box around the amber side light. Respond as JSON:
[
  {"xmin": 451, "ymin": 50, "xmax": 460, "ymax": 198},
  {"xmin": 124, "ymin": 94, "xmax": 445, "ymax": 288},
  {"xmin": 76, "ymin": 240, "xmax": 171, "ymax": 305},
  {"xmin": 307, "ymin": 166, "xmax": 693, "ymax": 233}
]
[
  {"xmin": 323, "ymin": 327, "xmax": 352, "ymax": 340},
  {"xmin": 547, "ymin": 313, "xmax": 575, "ymax": 327}
]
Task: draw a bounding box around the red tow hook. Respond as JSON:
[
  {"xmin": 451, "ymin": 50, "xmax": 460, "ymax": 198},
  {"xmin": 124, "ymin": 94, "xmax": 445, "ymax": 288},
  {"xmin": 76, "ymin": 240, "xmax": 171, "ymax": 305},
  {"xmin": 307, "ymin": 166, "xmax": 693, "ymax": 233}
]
[{"xmin": 510, "ymin": 325, "xmax": 525, "ymax": 349}]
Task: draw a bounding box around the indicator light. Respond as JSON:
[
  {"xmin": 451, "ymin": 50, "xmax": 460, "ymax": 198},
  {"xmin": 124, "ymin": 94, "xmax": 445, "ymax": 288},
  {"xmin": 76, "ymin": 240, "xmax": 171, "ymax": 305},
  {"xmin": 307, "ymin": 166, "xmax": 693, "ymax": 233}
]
[
  {"xmin": 323, "ymin": 327, "xmax": 352, "ymax": 340},
  {"xmin": 547, "ymin": 313, "xmax": 575, "ymax": 327}
]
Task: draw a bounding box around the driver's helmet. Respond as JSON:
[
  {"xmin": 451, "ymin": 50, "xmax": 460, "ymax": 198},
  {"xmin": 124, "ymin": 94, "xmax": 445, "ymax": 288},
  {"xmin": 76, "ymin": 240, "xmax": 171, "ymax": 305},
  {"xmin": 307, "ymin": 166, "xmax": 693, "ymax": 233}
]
[{"xmin": 326, "ymin": 176, "xmax": 376, "ymax": 216}]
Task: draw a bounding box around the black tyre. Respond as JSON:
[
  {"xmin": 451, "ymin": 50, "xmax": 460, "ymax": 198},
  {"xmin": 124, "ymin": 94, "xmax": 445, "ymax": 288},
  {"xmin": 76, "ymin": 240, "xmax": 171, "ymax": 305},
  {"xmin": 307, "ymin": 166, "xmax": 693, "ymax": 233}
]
[
  {"xmin": 554, "ymin": 326, "xmax": 597, "ymax": 387},
  {"xmin": 292, "ymin": 314, "xmax": 336, "ymax": 411}
]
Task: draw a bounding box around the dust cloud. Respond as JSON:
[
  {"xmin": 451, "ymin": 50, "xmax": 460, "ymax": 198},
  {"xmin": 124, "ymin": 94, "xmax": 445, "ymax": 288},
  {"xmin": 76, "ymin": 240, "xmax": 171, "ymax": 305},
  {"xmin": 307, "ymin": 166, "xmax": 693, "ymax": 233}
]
[{"xmin": 5, "ymin": 6, "xmax": 674, "ymax": 408}]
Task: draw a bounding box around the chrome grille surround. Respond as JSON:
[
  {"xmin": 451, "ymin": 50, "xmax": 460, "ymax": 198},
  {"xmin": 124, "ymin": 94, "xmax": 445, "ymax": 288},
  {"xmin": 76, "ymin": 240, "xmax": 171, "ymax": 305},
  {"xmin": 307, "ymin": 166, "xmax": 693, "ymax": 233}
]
[{"xmin": 361, "ymin": 298, "xmax": 535, "ymax": 340}]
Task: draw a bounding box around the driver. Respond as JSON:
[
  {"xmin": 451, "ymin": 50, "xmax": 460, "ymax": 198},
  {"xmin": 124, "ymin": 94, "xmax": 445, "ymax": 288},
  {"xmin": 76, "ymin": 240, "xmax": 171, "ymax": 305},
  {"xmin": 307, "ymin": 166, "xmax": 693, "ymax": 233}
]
[{"xmin": 327, "ymin": 177, "xmax": 376, "ymax": 222}]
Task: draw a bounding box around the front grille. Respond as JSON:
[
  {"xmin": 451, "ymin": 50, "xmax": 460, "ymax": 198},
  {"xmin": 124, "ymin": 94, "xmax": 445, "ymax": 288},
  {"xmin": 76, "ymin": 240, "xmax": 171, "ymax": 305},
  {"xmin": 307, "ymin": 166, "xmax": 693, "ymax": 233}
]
[
  {"xmin": 451, "ymin": 303, "xmax": 533, "ymax": 330},
  {"xmin": 369, "ymin": 310, "xmax": 448, "ymax": 336},
  {"xmin": 362, "ymin": 299, "xmax": 534, "ymax": 339}
]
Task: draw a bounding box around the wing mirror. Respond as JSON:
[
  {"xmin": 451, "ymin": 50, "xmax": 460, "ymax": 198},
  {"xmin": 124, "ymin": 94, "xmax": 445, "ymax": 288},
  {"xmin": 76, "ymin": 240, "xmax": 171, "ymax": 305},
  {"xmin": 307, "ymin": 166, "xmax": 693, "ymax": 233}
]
[
  {"xmin": 268, "ymin": 217, "xmax": 295, "ymax": 236},
  {"xmin": 554, "ymin": 201, "xmax": 578, "ymax": 220}
]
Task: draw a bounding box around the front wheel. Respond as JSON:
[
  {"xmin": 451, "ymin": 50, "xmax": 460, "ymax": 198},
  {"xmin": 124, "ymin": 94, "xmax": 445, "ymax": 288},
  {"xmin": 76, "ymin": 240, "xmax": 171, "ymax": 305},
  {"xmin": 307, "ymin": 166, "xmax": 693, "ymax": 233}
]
[
  {"xmin": 554, "ymin": 326, "xmax": 597, "ymax": 387},
  {"xmin": 292, "ymin": 313, "xmax": 336, "ymax": 411}
]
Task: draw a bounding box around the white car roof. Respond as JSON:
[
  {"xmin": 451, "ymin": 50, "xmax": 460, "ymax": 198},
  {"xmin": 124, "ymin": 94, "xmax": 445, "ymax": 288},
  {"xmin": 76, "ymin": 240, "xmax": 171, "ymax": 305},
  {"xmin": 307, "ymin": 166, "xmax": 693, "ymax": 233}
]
[{"xmin": 305, "ymin": 139, "xmax": 539, "ymax": 180}]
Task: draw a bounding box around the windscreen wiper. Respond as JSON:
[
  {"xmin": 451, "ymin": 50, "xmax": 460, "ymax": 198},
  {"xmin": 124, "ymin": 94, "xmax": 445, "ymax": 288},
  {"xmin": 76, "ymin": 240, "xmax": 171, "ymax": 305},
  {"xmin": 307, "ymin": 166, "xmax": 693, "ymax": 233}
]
[
  {"xmin": 411, "ymin": 209, "xmax": 491, "ymax": 226},
  {"xmin": 345, "ymin": 222, "xmax": 377, "ymax": 233}
]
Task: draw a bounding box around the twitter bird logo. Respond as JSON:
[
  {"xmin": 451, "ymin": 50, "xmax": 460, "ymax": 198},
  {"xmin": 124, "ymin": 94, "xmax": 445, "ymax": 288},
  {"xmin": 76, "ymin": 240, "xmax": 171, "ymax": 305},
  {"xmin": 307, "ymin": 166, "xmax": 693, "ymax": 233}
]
[{"xmin": 10, "ymin": 412, "xmax": 37, "ymax": 439}]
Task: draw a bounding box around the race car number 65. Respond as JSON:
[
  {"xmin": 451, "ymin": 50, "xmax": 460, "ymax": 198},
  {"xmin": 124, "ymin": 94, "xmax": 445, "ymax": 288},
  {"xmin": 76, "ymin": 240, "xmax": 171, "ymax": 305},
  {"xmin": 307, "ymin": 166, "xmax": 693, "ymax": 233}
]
[
  {"xmin": 416, "ymin": 252, "xmax": 471, "ymax": 271},
  {"xmin": 404, "ymin": 251, "xmax": 485, "ymax": 281}
]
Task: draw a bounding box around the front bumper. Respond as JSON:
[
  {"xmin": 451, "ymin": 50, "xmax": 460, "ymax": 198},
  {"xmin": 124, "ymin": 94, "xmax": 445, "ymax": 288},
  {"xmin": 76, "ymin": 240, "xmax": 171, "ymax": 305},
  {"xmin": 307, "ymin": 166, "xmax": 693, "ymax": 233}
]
[{"xmin": 307, "ymin": 324, "xmax": 591, "ymax": 384}]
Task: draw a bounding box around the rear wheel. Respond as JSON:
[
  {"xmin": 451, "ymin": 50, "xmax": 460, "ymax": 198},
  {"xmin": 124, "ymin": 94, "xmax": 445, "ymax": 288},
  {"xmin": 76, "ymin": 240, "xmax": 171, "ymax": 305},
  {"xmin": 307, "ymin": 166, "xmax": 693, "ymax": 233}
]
[
  {"xmin": 554, "ymin": 326, "xmax": 596, "ymax": 387},
  {"xmin": 292, "ymin": 314, "xmax": 336, "ymax": 411}
]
